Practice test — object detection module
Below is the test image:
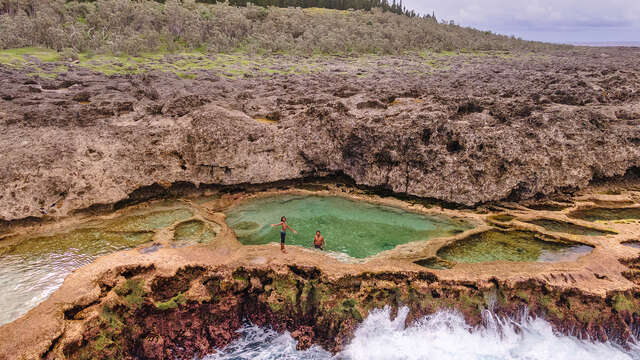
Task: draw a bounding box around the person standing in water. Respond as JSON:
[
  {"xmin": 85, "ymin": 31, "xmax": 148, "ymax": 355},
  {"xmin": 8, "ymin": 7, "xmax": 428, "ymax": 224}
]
[
  {"xmin": 314, "ymin": 231, "xmax": 325, "ymax": 250},
  {"xmin": 271, "ymin": 216, "xmax": 296, "ymax": 253}
]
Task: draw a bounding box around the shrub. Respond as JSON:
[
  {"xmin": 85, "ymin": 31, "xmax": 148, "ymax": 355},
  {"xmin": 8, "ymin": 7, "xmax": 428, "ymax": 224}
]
[{"xmin": 0, "ymin": 0, "xmax": 566, "ymax": 55}]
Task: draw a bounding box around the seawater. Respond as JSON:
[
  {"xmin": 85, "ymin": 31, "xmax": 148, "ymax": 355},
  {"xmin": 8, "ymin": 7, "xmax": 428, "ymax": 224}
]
[
  {"xmin": 0, "ymin": 208, "xmax": 193, "ymax": 326},
  {"xmin": 225, "ymin": 195, "xmax": 472, "ymax": 259},
  {"xmin": 203, "ymin": 307, "xmax": 639, "ymax": 360}
]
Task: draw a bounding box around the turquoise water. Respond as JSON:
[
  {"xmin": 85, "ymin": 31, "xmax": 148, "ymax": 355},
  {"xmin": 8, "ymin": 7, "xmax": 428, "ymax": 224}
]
[{"xmin": 225, "ymin": 195, "xmax": 472, "ymax": 259}]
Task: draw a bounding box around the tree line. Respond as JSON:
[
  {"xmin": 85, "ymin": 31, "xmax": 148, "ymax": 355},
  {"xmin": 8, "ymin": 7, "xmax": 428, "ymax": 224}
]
[
  {"xmin": 197, "ymin": 0, "xmax": 431, "ymax": 18},
  {"xmin": 57, "ymin": 0, "xmax": 433, "ymax": 18}
]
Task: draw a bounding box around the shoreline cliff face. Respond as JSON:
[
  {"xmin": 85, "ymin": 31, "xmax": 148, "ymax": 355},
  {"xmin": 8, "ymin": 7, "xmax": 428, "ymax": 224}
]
[
  {"xmin": 4, "ymin": 248, "xmax": 640, "ymax": 360},
  {"xmin": 1, "ymin": 47, "xmax": 639, "ymax": 222},
  {"xmin": 0, "ymin": 185, "xmax": 640, "ymax": 359},
  {"xmin": 55, "ymin": 265, "xmax": 640, "ymax": 360}
]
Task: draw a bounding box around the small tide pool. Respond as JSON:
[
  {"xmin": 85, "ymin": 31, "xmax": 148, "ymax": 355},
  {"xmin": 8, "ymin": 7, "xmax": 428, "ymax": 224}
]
[
  {"xmin": 568, "ymin": 207, "xmax": 640, "ymax": 222},
  {"xmin": 436, "ymin": 230, "xmax": 593, "ymax": 264},
  {"xmin": 225, "ymin": 195, "xmax": 473, "ymax": 259},
  {"xmin": 524, "ymin": 219, "xmax": 616, "ymax": 236}
]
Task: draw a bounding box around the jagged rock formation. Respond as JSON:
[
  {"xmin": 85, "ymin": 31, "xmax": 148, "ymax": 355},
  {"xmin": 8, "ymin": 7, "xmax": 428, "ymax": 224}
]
[
  {"xmin": 1, "ymin": 48, "xmax": 640, "ymax": 221},
  {"xmin": 2, "ymin": 184, "xmax": 640, "ymax": 359},
  {"xmin": 3, "ymin": 250, "xmax": 640, "ymax": 360}
]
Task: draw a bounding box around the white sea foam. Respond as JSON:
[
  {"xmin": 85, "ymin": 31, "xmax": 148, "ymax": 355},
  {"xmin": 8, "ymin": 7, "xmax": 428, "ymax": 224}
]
[{"xmin": 203, "ymin": 307, "xmax": 639, "ymax": 360}]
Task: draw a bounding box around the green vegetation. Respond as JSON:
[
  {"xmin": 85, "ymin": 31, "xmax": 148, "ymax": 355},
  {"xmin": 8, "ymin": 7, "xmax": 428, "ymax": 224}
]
[
  {"xmin": 100, "ymin": 306, "xmax": 124, "ymax": 330},
  {"xmin": 271, "ymin": 275, "xmax": 298, "ymax": 304},
  {"xmin": 89, "ymin": 306, "xmax": 125, "ymax": 355},
  {"xmin": 114, "ymin": 278, "xmax": 145, "ymax": 306},
  {"xmin": 155, "ymin": 292, "xmax": 187, "ymax": 310},
  {"xmin": 0, "ymin": 47, "xmax": 59, "ymax": 64},
  {"xmin": 0, "ymin": 0, "xmax": 562, "ymax": 57},
  {"xmin": 70, "ymin": 0, "xmax": 422, "ymax": 17},
  {"xmin": 515, "ymin": 290, "xmax": 530, "ymax": 302},
  {"xmin": 342, "ymin": 298, "xmax": 357, "ymax": 308},
  {"xmin": 568, "ymin": 298, "xmax": 602, "ymax": 324},
  {"xmin": 539, "ymin": 295, "xmax": 564, "ymax": 319},
  {"xmin": 331, "ymin": 297, "xmax": 364, "ymax": 321},
  {"xmin": 613, "ymin": 294, "xmax": 634, "ymax": 313},
  {"xmin": 0, "ymin": 47, "xmax": 333, "ymax": 78}
]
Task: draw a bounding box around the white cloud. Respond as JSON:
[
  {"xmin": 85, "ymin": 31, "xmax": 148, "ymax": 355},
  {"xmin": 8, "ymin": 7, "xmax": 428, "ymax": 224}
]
[{"xmin": 402, "ymin": 0, "xmax": 640, "ymax": 42}]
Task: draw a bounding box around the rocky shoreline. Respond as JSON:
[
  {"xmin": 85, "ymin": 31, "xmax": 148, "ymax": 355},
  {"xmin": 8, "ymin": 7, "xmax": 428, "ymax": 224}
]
[
  {"xmin": 1, "ymin": 183, "xmax": 640, "ymax": 359},
  {"xmin": 43, "ymin": 263, "xmax": 640, "ymax": 359},
  {"xmin": 1, "ymin": 46, "xmax": 640, "ymax": 359}
]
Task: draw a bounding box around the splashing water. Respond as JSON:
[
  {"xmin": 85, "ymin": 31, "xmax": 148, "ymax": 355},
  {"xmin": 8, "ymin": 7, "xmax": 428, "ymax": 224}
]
[{"xmin": 203, "ymin": 307, "xmax": 639, "ymax": 360}]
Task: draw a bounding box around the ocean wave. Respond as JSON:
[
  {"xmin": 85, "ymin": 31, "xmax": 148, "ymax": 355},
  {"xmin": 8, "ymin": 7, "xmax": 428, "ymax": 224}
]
[{"xmin": 203, "ymin": 306, "xmax": 639, "ymax": 360}]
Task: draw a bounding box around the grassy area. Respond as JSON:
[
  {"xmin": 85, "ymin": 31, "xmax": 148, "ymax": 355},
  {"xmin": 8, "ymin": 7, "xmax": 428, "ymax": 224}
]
[
  {"xmin": 0, "ymin": 47, "xmax": 329, "ymax": 78},
  {"xmin": 0, "ymin": 46, "xmax": 496, "ymax": 79},
  {"xmin": 0, "ymin": 47, "xmax": 60, "ymax": 64}
]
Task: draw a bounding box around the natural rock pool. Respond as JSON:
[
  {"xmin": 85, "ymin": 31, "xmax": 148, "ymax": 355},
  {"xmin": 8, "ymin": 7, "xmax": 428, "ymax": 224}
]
[
  {"xmin": 0, "ymin": 207, "xmax": 195, "ymax": 326},
  {"xmin": 173, "ymin": 219, "xmax": 217, "ymax": 246},
  {"xmin": 225, "ymin": 195, "xmax": 473, "ymax": 259},
  {"xmin": 524, "ymin": 219, "xmax": 616, "ymax": 236},
  {"xmin": 568, "ymin": 207, "xmax": 640, "ymax": 222},
  {"xmin": 437, "ymin": 230, "xmax": 593, "ymax": 264}
]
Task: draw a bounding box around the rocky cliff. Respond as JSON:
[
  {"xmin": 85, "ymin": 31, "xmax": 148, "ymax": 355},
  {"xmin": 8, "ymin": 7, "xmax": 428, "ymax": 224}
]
[{"xmin": 1, "ymin": 48, "xmax": 639, "ymax": 222}]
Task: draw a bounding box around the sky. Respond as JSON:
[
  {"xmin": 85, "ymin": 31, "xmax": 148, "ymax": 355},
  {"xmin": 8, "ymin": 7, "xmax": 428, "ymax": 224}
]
[{"xmin": 403, "ymin": 0, "xmax": 640, "ymax": 44}]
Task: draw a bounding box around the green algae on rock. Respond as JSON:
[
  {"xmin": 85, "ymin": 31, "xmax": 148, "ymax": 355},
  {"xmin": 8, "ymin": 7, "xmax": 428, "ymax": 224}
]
[
  {"xmin": 568, "ymin": 207, "xmax": 640, "ymax": 222},
  {"xmin": 437, "ymin": 230, "xmax": 593, "ymax": 264},
  {"xmin": 104, "ymin": 208, "xmax": 193, "ymax": 232},
  {"xmin": 173, "ymin": 219, "xmax": 216, "ymax": 245},
  {"xmin": 225, "ymin": 195, "xmax": 473, "ymax": 259},
  {"xmin": 414, "ymin": 257, "xmax": 455, "ymax": 270},
  {"xmin": 524, "ymin": 219, "xmax": 616, "ymax": 236}
]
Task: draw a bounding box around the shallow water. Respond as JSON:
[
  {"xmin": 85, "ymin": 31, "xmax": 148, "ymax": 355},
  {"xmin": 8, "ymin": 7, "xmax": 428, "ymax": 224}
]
[
  {"xmin": 437, "ymin": 230, "xmax": 593, "ymax": 264},
  {"xmin": 202, "ymin": 306, "xmax": 638, "ymax": 360},
  {"xmin": 173, "ymin": 219, "xmax": 216, "ymax": 245},
  {"xmin": 569, "ymin": 207, "xmax": 640, "ymax": 222},
  {"xmin": 225, "ymin": 195, "xmax": 472, "ymax": 259},
  {"xmin": 525, "ymin": 219, "xmax": 615, "ymax": 236},
  {"xmin": 0, "ymin": 208, "xmax": 193, "ymax": 326}
]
